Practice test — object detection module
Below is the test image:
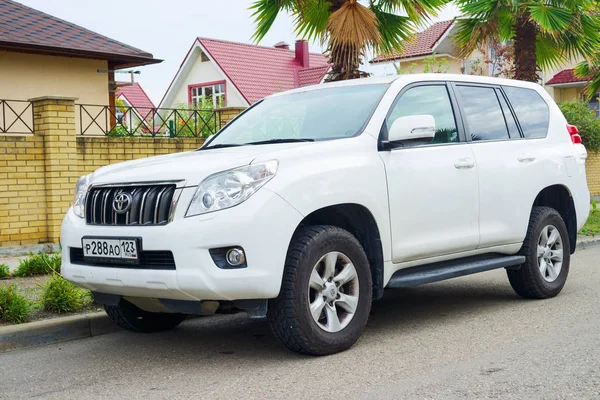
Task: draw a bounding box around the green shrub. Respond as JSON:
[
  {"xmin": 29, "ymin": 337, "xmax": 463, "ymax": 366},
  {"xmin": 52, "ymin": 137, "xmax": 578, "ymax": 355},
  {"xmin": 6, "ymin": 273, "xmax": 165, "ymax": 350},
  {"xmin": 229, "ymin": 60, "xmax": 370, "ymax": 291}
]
[
  {"xmin": 0, "ymin": 284, "xmax": 32, "ymax": 324},
  {"xmin": 41, "ymin": 275, "xmax": 91, "ymax": 313},
  {"xmin": 13, "ymin": 252, "xmax": 61, "ymax": 277},
  {"xmin": 558, "ymin": 101, "xmax": 600, "ymax": 153},
  {"xmin": 0, "ymin": 264, "xmax": 9, "ymax": 279}
]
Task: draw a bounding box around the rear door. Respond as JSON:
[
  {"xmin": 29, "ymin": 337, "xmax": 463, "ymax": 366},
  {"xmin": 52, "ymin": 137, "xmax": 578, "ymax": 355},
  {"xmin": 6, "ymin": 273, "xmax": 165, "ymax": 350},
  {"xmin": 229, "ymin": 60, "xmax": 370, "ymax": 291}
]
[
  {"xmin": 453, "ymin": 83, "xmax": 550, "ymax": 248},
  {"xmin": 379, "ymin": 82, "xmax": 480, "ymax": 262}
]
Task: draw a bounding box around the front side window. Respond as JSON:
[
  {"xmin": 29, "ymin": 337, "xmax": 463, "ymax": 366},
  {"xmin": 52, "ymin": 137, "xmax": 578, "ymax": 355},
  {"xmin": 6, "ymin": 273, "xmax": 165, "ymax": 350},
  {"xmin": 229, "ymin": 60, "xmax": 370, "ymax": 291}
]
[
  {"xmin": 205, "ymin": 84, "xmax": 388, "ymax": 148},
  {"xmin": 386, "ymin": 85, "xmax": 459, "ymax": 145},
  {"xmin": 190, "ymin": 82, "xmax": 225, "ymax": 108},
  {"xmin": 456, "ymin": 85, "xmax": 510, "ymax": 141},
  {"xmin": 503, "ymin": 86, "xmax": 550, "ymax": 138}
]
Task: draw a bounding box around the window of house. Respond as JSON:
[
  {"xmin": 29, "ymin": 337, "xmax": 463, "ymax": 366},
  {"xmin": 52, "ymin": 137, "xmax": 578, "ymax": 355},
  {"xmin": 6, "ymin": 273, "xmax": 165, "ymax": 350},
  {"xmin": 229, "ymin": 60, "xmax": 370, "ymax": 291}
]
[
  {"xmin": 503, "ymin": 86, "xmax": 549, "ymax": 138},
  {"xmin": 584, "ymin": 93, "xmax": 600, "ymax": 117},
  {"xmin": 456, "ymin": 85, "xmax": 510, "ymax": 141},
  {"xmin": 189, "ymin": 82, "xmax": 225, "ymax": 108},
  {"xmin": 386, "ymin": 85, "xmax": 459, "ymax": 145}
]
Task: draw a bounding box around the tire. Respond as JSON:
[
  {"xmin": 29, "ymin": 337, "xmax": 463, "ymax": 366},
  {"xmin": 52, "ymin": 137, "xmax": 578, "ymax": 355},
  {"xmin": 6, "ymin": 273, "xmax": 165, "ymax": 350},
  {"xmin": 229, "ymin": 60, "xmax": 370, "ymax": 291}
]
[
  {"xmin": 268, "ymin": 225, "xmax": 372, "ymax": 356},
  {"xmin": 507, "ymin": 206, "xmax": 570, "ymax": 299},
  {"xmin": 104, "ymin": 299, "xmax": 186, "ymax": 333}
]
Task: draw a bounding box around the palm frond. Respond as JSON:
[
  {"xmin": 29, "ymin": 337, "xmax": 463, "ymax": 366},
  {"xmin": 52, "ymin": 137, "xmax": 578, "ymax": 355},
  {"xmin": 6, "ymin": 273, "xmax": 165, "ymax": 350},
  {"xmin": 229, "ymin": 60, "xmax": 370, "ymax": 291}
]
[
  {"xmin": 370, "ymin": 5, "xmax": 413, "ymax": 55},
  {"xmin": 250, "ymin": 0, "xmax": 299, "ymax": 43},
  {"xmin": 377, "ymin": 0, "xmax": 446, "ymax": 22},
  {"xmin": 327, "ymin": 0, "xmax": 380, "ymax": 72},
  {"xmin": 575, "ymin": 60, "xmax": 599, "ymax": 99},
  {"xmin": 528, "ymin": 4, "xmax": 572, "ymax": 32},
  {"xmin": 293, "ymin": 0, "xmax": 331, "ymax": 42}
]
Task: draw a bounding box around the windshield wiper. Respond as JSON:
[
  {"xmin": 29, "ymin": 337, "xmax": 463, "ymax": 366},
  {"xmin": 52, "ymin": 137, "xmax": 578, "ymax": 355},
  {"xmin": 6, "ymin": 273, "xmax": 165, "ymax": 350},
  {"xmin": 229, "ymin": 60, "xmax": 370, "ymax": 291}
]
[
  {"xmin": 245, "ymin": 138, "xmax": 315, "ymax": 145},
  {"xmin": 201, "ymin": 143, "xmax": 244, "ymax": 150}
]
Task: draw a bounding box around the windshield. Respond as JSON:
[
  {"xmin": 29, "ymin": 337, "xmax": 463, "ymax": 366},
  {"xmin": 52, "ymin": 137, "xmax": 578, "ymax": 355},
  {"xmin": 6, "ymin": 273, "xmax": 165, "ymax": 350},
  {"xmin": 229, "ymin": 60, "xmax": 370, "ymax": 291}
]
[{"xmin": 205, "ymin": 84, "xmax": 388, "ymax": 148}]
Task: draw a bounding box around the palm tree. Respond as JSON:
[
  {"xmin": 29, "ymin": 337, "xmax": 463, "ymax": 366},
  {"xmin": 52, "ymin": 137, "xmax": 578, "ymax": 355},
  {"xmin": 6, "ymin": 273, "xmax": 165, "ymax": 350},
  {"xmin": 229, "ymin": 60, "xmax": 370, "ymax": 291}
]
[
  {"xmin": 250, "ymin": 0, "xmax": 449, "ymax": 81},
  {"xmin": 453, "ymin": 0, "xmax": 600, "ymax": 82}
]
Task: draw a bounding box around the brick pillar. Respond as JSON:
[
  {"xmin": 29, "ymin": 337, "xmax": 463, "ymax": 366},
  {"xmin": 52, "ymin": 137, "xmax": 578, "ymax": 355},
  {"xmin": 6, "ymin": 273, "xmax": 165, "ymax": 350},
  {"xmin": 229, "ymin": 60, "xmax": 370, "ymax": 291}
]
[
  {"xmin": 29, "ymin": 96, "xmax": 78, "ymax": 243},
  {"xmin": 216, "ymin": 107, "xmax": 246, "ymax": 130}
]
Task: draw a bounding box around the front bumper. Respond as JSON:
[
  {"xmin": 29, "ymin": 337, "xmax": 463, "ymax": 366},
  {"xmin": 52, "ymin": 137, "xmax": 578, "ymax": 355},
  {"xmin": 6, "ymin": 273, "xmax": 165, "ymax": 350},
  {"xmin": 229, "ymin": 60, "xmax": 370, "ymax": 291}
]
[{"xmin": 60, "ymin": 188, "xmax": 303, "ymax": 301}]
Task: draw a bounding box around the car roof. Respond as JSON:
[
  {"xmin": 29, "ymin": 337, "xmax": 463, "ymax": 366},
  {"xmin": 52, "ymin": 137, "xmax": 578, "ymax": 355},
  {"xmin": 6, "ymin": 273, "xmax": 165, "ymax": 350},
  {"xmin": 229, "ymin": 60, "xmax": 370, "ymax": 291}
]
[{"xmin": 266, "ymin": 73, "xmax": 543, "ymax": 99}]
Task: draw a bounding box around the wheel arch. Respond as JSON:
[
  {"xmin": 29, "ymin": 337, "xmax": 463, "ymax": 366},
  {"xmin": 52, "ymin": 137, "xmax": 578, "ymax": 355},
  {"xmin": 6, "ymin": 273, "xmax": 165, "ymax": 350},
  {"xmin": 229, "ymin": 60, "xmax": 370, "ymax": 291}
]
[
  {"xmin": 290, "ymin": 203, "xmax": 385, "ymax": 299},
  {"xmin": 531, "ymin": 184, "xmax": 577, "ymax": 254}
]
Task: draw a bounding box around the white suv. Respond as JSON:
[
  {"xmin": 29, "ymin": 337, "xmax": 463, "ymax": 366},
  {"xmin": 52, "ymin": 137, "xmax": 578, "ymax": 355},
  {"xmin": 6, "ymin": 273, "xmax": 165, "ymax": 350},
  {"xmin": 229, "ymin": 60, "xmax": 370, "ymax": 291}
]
[{"xmin": 61, "ymin": 74, "xmax": 590, "ymax": 355}]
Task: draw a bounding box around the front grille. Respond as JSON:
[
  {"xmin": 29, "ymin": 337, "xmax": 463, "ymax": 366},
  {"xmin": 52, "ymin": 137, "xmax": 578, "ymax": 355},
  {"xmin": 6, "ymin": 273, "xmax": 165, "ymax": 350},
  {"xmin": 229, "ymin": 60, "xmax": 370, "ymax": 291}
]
[
  {"xmin": 85, "ymin": 184, "xmax": 177, "ymax": 226},
  {"xmin": 70, "ymin": 247, "xmax": 176, "ymax": 270}
]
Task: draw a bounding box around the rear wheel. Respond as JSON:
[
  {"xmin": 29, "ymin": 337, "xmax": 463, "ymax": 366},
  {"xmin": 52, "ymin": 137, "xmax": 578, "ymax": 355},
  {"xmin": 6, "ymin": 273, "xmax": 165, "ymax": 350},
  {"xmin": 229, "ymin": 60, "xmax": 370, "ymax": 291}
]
[
  {"xmin": 104, "ymin": 299, "xmax": 186, "ymax": 333},
  {"xmin": 268, "ymin": 225, "xmax": 372, "ymax": 356},
  {"xmin": 507, "ymin": 206, "xmax": 570, "ymax": 299}
]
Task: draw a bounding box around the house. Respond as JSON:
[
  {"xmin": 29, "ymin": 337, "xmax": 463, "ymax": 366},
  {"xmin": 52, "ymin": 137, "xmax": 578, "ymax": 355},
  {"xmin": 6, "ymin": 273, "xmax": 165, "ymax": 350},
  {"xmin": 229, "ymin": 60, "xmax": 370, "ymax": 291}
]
[
  {"xmin": 370, "ymin": 20, "xmax": 466, "ymax": 74},
  {"xmin": 115, "ymin": 82, "xmax": 155, "ymax": 132},
  {"xmin": 369, "ymin": 20, "xmax": 579, "ymax": 102},
  {"xmin": 159, "ymin": 38, "xmax": 330, "ymax": 109},
  {"xmin": 0, "ymin": 0, "xmax": 160, "ymax": 108},
  {"xmin": 545, "ymin": 69, "xmax": 594, "ymax": 108}
]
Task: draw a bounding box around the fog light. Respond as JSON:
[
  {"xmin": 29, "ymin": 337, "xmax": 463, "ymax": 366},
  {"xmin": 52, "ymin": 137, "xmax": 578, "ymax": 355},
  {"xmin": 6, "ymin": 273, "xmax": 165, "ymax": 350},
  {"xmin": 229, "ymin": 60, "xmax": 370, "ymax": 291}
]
[{"xmin": 226, "ymin": 248, "xmax": 245, "ymax": 266}]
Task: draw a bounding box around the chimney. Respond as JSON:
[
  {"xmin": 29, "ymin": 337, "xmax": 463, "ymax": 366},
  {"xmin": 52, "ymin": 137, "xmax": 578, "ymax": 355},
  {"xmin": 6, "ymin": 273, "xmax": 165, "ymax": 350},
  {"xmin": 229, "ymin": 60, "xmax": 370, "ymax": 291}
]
[
  {"xmin": 295, "ymin": 40, "xmax": 309, "ymax": 68},
  {"xmin": 274, "ymin": 41, "xmax": 290, "ymax": 50}
]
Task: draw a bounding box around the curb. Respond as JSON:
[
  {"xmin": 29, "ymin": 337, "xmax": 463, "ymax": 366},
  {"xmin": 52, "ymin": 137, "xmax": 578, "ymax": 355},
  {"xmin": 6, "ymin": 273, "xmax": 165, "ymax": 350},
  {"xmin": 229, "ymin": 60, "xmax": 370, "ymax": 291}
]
[
  {"xmin": 577, "ymin": 237, "xmax": 600, "ymax": 250},
  {"xmin": 0, "ymin": 312, "xmax": 120, "ymax": 353}
]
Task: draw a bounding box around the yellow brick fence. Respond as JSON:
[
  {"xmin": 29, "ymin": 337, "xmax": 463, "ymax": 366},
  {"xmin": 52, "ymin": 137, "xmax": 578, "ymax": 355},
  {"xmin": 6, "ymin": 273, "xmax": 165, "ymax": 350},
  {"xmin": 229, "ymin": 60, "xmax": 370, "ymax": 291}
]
[
  {"xmin": 0, "ymin": 96, "xmax": 599, "ymax": 248},
  {"xmin": 0, "ymin": 97, "xmax": 244, "ymax": 247}
]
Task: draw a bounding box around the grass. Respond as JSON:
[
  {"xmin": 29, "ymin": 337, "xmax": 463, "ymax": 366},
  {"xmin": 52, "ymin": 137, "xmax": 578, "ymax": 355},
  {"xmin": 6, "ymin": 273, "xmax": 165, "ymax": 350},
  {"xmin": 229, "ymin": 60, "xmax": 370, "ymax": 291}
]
[
  {"xmin": 0, "ymin": 284, "xmax": 32, "ymax": 324},
  {"xmin": 40, "ymin": 274, "xmax": 92, "ymax": 313},
  {"xmin": 579, "ymin": 209, "xmax": 600, "ymax": 236},
  {"xmin": 0, "ymin": 264, "xmax": 9, "ymax": 279},
  {"xmin": 12, "ymin": 252, "xmax": 61, "ymax": 277}
]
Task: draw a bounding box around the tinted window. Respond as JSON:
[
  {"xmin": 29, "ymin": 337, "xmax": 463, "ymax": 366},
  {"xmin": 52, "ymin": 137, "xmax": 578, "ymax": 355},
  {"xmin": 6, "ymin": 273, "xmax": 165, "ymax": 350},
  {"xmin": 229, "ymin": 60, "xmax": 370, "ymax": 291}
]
[
  {"xmin": 386, "ymin": 85, "xmax": 458, "ymax": 145},
  {"xmin": 497, "ymin": 90, "xmax": 521, "ymax": 138},
  {"xmin": 503, "ymin": 86, "xmax": 549, "ymax": 138},
  {"xmin": 456, "ymin": 85, "xmax": 509, "ymax": 141}
]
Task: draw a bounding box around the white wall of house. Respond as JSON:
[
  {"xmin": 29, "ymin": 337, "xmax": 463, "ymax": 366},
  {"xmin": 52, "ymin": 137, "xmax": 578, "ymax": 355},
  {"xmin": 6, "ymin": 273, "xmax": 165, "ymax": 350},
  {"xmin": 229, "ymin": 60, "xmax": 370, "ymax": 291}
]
[{"xmin": 162, "ymin": 46, "xmax": 247, "ymax": 109}]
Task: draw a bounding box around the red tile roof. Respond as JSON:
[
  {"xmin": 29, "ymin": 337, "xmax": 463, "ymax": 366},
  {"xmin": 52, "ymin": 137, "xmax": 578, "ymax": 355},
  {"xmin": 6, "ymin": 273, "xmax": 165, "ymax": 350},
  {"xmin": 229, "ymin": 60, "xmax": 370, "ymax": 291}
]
[
  {"xmin": 198, "ymin": 38, "xmax": 330, "ymax": 104},
  {"xmin": 370, "ymin": 20, "xmax": 454, "ymax": 63},
  {"xmin": 0, "ymin": 0, "xmax": 160, "ymax": 68},
  {"xmin": 116, "ymin": 83, "xmax": 155, "ymax": 110},
  {"xmin": 297, "ymin": 65, "xmax": 330, "ymax": 87},
  {"xmin": 545, "ymin": 68, "xmax": 590, "ymax": 85}
]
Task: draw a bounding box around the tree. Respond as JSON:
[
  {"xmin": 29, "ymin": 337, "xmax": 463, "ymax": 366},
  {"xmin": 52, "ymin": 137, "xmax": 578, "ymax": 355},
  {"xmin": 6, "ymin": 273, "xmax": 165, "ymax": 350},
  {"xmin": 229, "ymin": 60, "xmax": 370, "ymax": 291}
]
[
  {"xmin": 453, "ymin": 0, "xmax": 600, "ymax": 83},
  {"xmin": 250, "ymin": 0, "xmax": 449, "ymax": 82}
]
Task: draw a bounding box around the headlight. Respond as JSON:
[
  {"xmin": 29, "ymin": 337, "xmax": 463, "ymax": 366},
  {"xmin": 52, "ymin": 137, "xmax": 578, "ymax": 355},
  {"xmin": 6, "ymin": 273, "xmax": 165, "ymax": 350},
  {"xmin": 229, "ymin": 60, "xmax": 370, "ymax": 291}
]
[
  {"xmin": 186, "ymin": 161, "xmax": 278, "ymax": 217},
  {"xmin": 72, "ymin": 175, "xmax": 90, "ymax": 218}
]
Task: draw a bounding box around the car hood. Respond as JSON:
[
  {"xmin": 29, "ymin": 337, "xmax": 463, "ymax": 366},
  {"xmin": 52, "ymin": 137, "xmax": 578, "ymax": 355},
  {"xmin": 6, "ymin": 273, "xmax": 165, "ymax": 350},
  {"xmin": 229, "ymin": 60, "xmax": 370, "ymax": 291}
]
[{"xmin": 89, "ymin": 144, "xmax": 304, "ymax": 187}]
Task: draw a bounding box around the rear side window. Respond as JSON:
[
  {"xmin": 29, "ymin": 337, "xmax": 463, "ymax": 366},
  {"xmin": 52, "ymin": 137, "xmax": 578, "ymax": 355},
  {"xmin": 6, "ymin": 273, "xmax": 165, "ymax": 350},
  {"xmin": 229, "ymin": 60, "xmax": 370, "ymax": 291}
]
[
  {"xmin": 456, "ymin": 85, "xmax": 510, "ymax": 141},
  {"xmin": 503, "ymin": 86, "xmax": 549, "ymax": 138}
]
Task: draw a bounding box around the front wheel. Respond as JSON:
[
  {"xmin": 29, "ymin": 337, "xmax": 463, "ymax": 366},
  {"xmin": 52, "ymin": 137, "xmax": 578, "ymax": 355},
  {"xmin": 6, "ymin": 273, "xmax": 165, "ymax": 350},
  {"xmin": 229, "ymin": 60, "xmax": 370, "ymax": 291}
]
[
  {"xmin": 268, "ymin": 225, "xmax": 372, "ymax": 356},
  {"xmin": 507, "ymin": 206, "xmax": 570, "ymax": 299}
]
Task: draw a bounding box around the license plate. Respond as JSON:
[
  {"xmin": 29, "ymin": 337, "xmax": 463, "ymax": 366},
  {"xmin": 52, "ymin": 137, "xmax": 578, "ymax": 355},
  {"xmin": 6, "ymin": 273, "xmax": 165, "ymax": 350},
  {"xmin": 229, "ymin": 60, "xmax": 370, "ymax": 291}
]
[{"xmin": 82, "ymin": 237, "xmax": 139, "ymax": 263}]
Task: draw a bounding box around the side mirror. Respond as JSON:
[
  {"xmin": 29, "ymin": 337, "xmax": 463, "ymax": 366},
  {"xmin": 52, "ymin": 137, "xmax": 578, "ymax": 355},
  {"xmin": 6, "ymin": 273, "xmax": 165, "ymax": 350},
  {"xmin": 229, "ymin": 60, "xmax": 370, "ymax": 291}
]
[{"xmin": 385, "ymin": 114, "xmax": 436, "ymax": 148}]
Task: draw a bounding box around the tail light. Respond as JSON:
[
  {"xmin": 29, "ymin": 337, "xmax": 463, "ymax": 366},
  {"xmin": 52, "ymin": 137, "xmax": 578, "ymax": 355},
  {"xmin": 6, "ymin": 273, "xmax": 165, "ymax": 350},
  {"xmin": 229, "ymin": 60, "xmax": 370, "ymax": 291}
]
[{"xmin": 567, "ymin": 124, "xmax": 582, "ymax": 144}]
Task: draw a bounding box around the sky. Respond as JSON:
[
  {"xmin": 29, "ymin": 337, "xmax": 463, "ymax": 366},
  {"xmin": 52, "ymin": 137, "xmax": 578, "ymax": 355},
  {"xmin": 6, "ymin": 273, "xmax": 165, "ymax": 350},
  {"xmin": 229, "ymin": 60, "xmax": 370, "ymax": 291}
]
[{"xmin": 14, "ymin": 0, "xmax": 459, "ymax": 105}]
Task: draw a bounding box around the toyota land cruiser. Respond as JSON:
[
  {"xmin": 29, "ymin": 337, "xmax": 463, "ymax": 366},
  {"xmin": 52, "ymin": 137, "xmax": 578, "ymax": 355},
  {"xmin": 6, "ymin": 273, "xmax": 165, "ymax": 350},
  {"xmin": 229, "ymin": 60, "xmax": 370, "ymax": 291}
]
[{"xmin": 61, "ymin": 74, "xmax": 590, "ymax": 355}]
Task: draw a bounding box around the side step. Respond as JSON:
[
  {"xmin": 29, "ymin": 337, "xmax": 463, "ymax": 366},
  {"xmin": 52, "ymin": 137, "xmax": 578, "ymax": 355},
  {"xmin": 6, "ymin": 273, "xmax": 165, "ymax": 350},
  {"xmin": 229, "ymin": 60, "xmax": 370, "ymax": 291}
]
[{"xmin": 387, "ymin": 254, "xmax": 525, "ymax": 288}]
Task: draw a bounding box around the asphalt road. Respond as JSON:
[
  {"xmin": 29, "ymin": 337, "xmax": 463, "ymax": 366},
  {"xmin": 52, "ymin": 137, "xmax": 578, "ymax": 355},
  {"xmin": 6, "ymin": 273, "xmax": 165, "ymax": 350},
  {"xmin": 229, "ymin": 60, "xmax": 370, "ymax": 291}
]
[{"xmin": 2, "ymin": 247, "xmax": 600, "ymax": 400}]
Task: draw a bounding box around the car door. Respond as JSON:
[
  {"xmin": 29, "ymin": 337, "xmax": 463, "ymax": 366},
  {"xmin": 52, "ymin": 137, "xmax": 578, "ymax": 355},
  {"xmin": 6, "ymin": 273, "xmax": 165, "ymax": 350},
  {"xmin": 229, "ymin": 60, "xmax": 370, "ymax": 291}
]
[
  {"xmin": 379, "ymin": 82, "xmax": 480, "ymax": 263},
  {"xmin": 453, "ymin": 83, "xmax": 542, "ymax": 248}
]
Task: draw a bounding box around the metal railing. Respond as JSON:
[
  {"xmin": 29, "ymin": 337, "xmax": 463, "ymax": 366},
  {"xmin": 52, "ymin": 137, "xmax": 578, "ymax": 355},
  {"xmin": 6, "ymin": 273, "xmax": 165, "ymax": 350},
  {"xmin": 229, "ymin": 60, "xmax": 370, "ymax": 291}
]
[
  {"xmin": 77, "ymin": 104, "xmax": 220, "ymax": 138},
  {"xmin": 0, "ymin": 100, "xmax": 34, "ymax": 134}
]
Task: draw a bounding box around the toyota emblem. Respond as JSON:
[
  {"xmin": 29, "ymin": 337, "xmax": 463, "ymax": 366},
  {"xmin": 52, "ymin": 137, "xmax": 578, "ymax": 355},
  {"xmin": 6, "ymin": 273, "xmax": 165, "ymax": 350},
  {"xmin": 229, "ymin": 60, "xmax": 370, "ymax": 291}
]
[{"xmin": 113, "ymin": 192, "xmax": 132, "ymax": 214}]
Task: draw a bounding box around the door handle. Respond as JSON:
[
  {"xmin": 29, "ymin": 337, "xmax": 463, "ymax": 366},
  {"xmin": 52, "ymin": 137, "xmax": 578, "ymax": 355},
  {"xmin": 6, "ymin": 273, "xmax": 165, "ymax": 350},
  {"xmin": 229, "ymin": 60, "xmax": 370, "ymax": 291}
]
[
  {"xmin": 517, "ymin": 154, "xmax": 536, "ymax": 163},
  {"xmin": 454, "ymin": 158, "xmax": 475, "ymax": 169}
]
